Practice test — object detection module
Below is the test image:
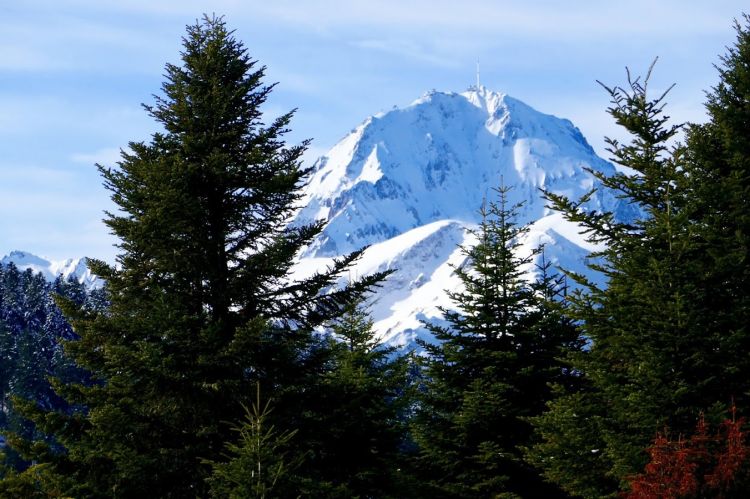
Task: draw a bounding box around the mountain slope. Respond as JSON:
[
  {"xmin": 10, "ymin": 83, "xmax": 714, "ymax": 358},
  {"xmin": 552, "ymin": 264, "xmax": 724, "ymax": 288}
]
[{"xmin": 293, "ymin": 86, "xmax": 624, "ymax": 347}]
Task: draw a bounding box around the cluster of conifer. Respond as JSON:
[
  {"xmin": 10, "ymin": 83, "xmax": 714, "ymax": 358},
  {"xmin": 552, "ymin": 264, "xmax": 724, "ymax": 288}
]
[
  {"xmin": 1, "ymin": 13, "xmax": 749, "ymax": 499},
  {"xmin": 0, "ymin": 263, "xmax": 105, "ymax": 473}
]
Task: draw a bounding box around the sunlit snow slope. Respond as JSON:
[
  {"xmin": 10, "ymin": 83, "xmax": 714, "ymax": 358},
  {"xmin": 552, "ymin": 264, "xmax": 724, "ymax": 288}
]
[{"xmin": 293, "ymin": 86, "xmax": 628, "ymax": 348}]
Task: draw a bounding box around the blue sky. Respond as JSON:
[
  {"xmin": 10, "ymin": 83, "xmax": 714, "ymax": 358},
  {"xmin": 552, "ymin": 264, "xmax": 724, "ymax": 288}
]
[{"xmin": 0, "ymin": 0, "xmax": 746, "ymax": 262}]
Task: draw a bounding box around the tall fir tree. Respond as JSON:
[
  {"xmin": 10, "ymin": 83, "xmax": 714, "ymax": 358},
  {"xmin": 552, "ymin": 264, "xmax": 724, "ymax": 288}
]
[
  {"xmin": 529, "ymin": 59, "xmax": 738, "ymax": 497},
  {"xmin": 683, "ymin": 14, "xmax": 750, "ymax": 409},
  {"xmin": 6, "ymin": 16, "xmax": 383, "ymax": 498},
  {"xmin": 206, "ymin": 302, "xmax": 415, "ymax": 498},
  {"xmin": 412, "ymin": 186, "xmax": 581, "ymax": 498}
]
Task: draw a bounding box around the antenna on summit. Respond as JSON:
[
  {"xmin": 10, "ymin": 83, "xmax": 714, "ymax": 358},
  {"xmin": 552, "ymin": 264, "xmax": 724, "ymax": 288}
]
[{"xmin": 476, "ymin": 58, "xmax": 481, "ymax": 88}]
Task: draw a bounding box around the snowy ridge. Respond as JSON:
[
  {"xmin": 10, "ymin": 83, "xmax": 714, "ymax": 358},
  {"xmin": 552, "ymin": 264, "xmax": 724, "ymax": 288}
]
[
  {"xmin": 1, "ymin": 250, "xmax": 99, "ymax": 288},
  {"xmin": 295, "ymin": 86, "xmax": 624, "ymax": 347},
  {"xmin": 5, "ymin": 87, "xmax": 622, "ymax": 349}
]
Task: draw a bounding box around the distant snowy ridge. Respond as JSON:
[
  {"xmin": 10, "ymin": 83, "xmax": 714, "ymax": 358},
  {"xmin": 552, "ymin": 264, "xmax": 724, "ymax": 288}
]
[
  {"xmin": 294, "ymin": 86, "xmax": 628, "ymax": 348},
  {"xmin": 1, "ymin": 250, "xmax": 99, "ymax": 288}
]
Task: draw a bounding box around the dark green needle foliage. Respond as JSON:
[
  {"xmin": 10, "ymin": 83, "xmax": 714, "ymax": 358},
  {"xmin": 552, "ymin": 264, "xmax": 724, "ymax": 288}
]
[
  {"xmin": 683, "ymin": 15, "xmax": 750, "ymax": 412},
  {"xmin": 206, "ymin": 301, "xmax": 414, "ymax": 499},
  {"xmin": 206, "ymin": 384, "xmax": 302, "ymax": 499},
  {"xmin": 7, "ymin": 15, "xmax": 384, "ymax": 498},
  {"xmin": 413, "ymin": 186, "xmax": 581, "ymax": 498},
  {"xmin": 311, "ymin": 301, "xmax": 414, "ymax": 498},
  {"xmin": 529, "ymin": 53, "xmax": 750, "ymax": 497},
  {"xmin": 0, "ymin": 264, "xmax": 97, "ymax": 478}
]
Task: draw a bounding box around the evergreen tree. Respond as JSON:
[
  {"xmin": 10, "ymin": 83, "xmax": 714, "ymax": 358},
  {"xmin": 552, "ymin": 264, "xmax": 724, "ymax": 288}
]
[
  {"xmin": 309, "ymin": 301, "xmax": 414, "ymax": 497},
  {"xmin": 206, "ymin": 385, "xmax": 302, "ymax": 499},
  {"xmin": 412, "ymin": 186, "xmax": 581, "ymax": 498},
  {"xmin": 0, "ymin": 320, "xmax": 12, "ymax": 432},
  {"xmin": 8, "ymin": 15, "xmax": 383, "ymax": 498},
  {"xmin": 207, "ymin": 303, "xmax": 414, "ymax": 498},
  {"xmin": 0, "ymin": 264, "xmax": 97, "ymax": 476},
  {"xmin": 682, "ymin": 14, "xmax": 750, "ymax": 409},
  {"xmin": 529, "ymin": 62, "xmax": 721, "ymax": 497}
]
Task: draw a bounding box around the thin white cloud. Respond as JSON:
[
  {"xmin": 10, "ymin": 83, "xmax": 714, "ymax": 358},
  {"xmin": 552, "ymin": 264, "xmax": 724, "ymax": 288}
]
[
  {"xmin": 0, "ymin": 191, "xmax": 99, "ymax": 212},
  {"xmin": 352, "ymin": 39, "xmax": 458, "ymax": 68},
  {"xmin": 0, "ymin": 44, "xmax": 75, "ymax": 71},
  {"xmin": 0, "ymin": 169, "xmax": 115, "ymax": 260},
  {"xmin": 0, "ymin": 164, "xmax": 77, "ymax": 186},
  {"xmin": 234, "ymin": 0, "xmax": 736, "ymax": 39},
  {"xmin": 71, "ymin": 148, "xmax": 124, "ymax": 167},
  {"xmin": 0, "ymin": 0, "xmax": 745, "ymax": 265},
  {"xmin": 0, "ymin": 96, "xmax": 69, "ymax": 134},
  {"xmin": 9, "ymin": 0, "xmax": 739, "ymax": 38},
  {"xmin": 0, "ymin": 95, "xmax": 150, "ymax": 148},
  {"xmin": 0, "ymin": 11, "xmax": 178, "ymax": 73}
]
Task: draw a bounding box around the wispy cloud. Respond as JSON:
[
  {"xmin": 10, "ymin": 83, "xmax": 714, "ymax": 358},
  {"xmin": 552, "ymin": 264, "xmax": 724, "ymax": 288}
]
[
  {"xmin": 0, "ymin": 96, "xmax": 70, "ymax": 134},
  {"xmin": 7, "ymin": 1, "xmax": 737, "ymax": 39},
  {"xmin": 235, "ymin": 0, "xmax": 734, "ymax": 39},
  {"xmin": 352, "ymin": 39, "xmax": 458, "ymax": 68},
  {"xmin": 0, "ymin": 161, "xmax": 115, "ymax": 260},
  {"xmin": 0, "ymin": 10, "xmax": 177, "ymax": 73},
  {"xmin": 0, "ymin": 0, "xmax": 744, "ymax": 264},
  {"xmin": 0, "ymin": 44, "xmax": 75, "ymax": 71},
  {"xmin": 0, "ymin": 164, "xmax": 77, "ymax": 187},
  {"xmin": 71, "ymin": 148, "xmax": 125, "ymax": 167}
]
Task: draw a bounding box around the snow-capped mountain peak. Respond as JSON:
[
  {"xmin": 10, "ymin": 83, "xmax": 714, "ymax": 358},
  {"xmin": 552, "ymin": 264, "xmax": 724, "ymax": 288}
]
[
  {"xmin": 295, "ymin": 87, "xmax": 616, "ymax": 259},
  {"xmin": 6, "ymin": 87, "xmax": 622, "ymax": 349},
  {"xmin": 290, "ymin": 87, "xmax": 623, "ymax": 347}
]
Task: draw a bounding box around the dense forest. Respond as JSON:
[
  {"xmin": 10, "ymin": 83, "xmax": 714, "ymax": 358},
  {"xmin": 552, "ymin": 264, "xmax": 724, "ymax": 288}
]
[{"xmin": 1, "ymin": 13, "xmax": 750, "ymax": 498}]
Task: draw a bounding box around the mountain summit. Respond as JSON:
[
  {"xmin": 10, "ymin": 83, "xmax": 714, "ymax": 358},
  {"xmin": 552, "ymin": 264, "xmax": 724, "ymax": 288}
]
[
  {"xmin": 293, "ymin": 87, "xmax": 624, "ymax": 347},
  {"xmin": 296, "ymin": 86, "xmax": 620, "ymax": 258}
]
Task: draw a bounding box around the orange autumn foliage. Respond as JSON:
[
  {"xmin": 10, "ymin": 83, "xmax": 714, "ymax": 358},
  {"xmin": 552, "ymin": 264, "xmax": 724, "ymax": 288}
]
[{"xmin": 625, "ymin": 407, "xmax": 748, "ymax": 499}]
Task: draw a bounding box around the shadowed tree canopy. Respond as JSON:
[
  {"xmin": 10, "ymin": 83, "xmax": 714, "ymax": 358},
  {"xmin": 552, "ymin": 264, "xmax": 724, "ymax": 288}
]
[
  {"xmin": 413, "ymin": 185, "xmax": 581, "ymax": 498},
  {"xmin": 531, "ymin": 21, "xmax": 750, "ymax": 493},
  {"xmin": 4, "ymin": 15, "xmax": 385, "ymax": 498}
]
